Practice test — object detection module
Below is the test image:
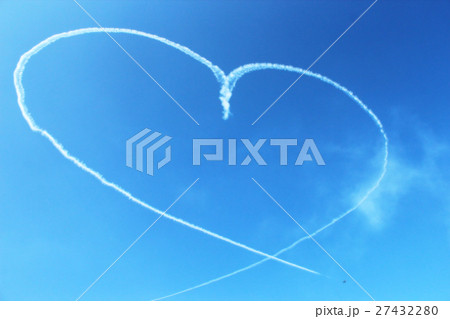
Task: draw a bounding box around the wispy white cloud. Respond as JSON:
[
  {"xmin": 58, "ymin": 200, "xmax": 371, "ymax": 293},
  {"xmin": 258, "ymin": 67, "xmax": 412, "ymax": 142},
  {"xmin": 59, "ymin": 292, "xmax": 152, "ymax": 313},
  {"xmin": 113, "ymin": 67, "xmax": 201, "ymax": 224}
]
[{"xmin": 356, "ymin": 128, "xmax": 450, "ymax": 230}]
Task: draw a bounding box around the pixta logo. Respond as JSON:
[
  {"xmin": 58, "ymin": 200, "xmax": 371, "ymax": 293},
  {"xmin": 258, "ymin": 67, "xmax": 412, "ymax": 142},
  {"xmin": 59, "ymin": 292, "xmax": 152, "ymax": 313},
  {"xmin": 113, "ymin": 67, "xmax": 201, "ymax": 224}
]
[
  {"xmin": 193, "ymin": 138, "xmax": 325, "ymax": 166},
  {"xmin": 126, "ymin": 129, "xmax": 172, "ymax": 176},
  {"xmin": 126, "ymin": 130, "xmax": 325, "ymax": 176}
]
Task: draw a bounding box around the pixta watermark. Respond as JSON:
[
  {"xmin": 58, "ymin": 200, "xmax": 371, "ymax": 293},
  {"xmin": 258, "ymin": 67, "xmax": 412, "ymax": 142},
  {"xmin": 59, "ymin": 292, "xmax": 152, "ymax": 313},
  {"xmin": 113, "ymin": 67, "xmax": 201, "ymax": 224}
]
[{"xmin": 126, "ymin": 129, "xmax": 325, "ymax": 176}]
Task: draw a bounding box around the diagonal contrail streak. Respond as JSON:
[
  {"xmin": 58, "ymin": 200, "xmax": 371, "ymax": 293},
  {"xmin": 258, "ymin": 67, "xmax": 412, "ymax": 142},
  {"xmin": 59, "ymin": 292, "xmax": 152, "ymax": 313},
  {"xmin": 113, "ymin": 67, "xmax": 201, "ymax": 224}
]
[
  {"xmin": 154, "ymin": 159, "xmax": 387, "ymax": 301},
  {"xmin": 252, "ymin": 178, "xmax": 376, "ymax": 301},
  {"xmin": 76, "ymin": 178, "xmax": 200, "ymax": 301}
]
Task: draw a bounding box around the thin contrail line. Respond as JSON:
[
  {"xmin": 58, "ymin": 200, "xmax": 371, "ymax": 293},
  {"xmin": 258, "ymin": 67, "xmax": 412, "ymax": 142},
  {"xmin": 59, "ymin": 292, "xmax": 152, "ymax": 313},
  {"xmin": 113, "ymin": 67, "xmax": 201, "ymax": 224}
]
[
  {"xmin": 14, "ymin": 29, "xmax": 317, "ymax": 276},
  {"xmin": 252, "ymin": 178, "xmax": 376, "ymax": 301},
  {"xmin": 76, "ymin": 178, "xmax": 200, "ymax": 301},
  {"xmin": 251, "ymin": 0, "xmax": 379, "ymax": 125},
  {"xmin": 72, "ymin": 0, "xmax": 200, "ymax": 125}
]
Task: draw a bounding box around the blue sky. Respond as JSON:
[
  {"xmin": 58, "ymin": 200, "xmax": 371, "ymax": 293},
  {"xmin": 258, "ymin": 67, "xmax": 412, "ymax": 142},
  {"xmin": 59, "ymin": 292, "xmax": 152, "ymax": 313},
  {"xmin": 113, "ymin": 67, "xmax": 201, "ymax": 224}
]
[{"xmin": 0, "ymin": 0, "xmax": 449, "ymax": 301}]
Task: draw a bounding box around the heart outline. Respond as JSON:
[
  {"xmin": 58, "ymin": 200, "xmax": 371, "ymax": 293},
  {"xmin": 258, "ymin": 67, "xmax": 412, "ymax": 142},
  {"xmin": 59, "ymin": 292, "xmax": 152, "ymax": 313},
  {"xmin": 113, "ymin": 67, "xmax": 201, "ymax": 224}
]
[{"xmin": 14, "ymin": 28, "xmax": 388, "ymax": 299}]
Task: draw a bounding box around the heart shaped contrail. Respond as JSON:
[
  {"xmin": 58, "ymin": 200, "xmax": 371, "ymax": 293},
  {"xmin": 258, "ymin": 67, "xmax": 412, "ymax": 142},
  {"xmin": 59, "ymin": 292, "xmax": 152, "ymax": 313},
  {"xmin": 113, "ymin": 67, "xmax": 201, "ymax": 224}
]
[
  {"xmin": 14, "ymin": 28, "xmax": 319, "ymax": 275},
  {"xmin": 14, "ymin": 28, "xmax": 389, "ymax": 296}
]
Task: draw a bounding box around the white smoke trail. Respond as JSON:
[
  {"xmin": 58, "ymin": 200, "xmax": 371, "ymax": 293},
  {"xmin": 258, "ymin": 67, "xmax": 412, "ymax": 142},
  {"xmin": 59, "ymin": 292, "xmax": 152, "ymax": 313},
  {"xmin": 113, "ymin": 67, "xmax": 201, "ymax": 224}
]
[
  {"xmin": 154, "ymin": 64, "xmax": 389, "ymax": 300},
  {"xmin": 15, "ymin": 29, "xmax": 388, "ymax": 298},
  {"xmin": 13, "ymin": 28, "xmax": 319, "ymax": 275}
]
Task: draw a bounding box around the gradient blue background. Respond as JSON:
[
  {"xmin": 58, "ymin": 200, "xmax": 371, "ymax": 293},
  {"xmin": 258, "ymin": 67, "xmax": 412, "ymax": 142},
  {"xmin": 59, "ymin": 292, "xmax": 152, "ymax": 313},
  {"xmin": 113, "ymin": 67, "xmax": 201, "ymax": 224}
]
[{"xmin": 0, "ymin": 0, "xmax": 449, "ymax": 300}]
